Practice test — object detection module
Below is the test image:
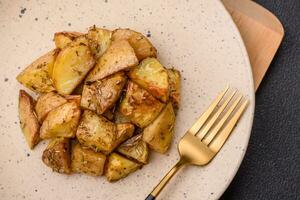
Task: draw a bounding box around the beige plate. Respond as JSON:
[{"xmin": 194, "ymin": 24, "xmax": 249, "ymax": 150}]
[{"xmin": 0, "ymin": 0, "xmax": 254, "ymax": 199}]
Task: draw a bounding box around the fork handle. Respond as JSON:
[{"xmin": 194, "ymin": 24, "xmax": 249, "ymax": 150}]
[{"xmin": 145, "ymin": 159, "xmax": 187, "ymax": 200}]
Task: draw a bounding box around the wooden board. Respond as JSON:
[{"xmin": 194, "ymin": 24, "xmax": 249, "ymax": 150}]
[{"xmin": 222, "ymin": 0, "xmax": 284, "ymax": 91}]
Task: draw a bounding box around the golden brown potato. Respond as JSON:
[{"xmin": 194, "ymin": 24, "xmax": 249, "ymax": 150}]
[
  {"xmin": 143, "ymin": 102, "xmax": 175, "ymax": 153},
  {"xmin": 54, "ymin": 31, "xmax": 84, "ymax": 49},
  {"xmin": 42, "ymin": 137, "xmax": 71, "ymax": 174},
  {"xmin": 112, "ymin": 28, "xmax": 157, "ymax": 61},
  {"xmin": 17, "ymin": 50, "xmax": 58, "ymax": 93},
  {"xmin": 105, "ymin": 153, "xmax": 141, "ymax": 182},
  {"xmin": 114, "ymin": 123, "xmax": 135, "ymax": 148},
  {"xmin": 71, "ymin": 143, "xmax": 106, "ymax": 176},
  {"xmin": 76, "ymin": 110, "xmax": 117, "ymax": 154},
  {"xmin": 129, "ymin": 58, "xmax": 169, "ymax": 102},
  {"xmin": 119, "ymin": 81, "xmax": 165, "ymax": 128},
  {"xmin": 52, "ymin": 44, "xmax": 95, "ymax": 95},
  {"xmin": 40, "ymin": 101, "xmax": 81, "ymax": 139},
  {"xmin": 86, "ymin": 40, "xmax": 138, "ymax": 82},
  {"xmin": 114, "ymin": 109, "xmax": 131, "ymax": 124},
  {"xmin": 87, "ymin": 26, "xmax": 112, "ymax": 59},
  {"xmin": 18, "ymin": 90, "xmax": 40, "ymax": 149},
  {"xmin": 117, "ymin": 134, "xmax": 149, "ymax": 164},
  {"xmin": 167, "ymin": 68, "xmax": 181, "ymax": 109},
  {"xmin": 81, "ymin": 72, "xmax": 127, "ymax": 115},
  {"xmin": 63, "ymin": 94, "xmax": 81, "ymax": 106},
  {"xmin": 35, "ymin": 92, "xmax": 67, "ymax": 122},
  {"xmin": 103, "ymin": 109, "xmax": 114, "ymax": 121}
]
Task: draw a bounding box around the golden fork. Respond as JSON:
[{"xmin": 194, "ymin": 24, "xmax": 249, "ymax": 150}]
[{"xmin": 145, "ymin": 86, "xmax": 249, "ymax": 200}]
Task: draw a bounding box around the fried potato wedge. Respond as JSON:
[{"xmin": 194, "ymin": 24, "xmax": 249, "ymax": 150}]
[
  {"xmin": 114, "ymin": 108, "xmax": 131, "ymax": 124},
  {"xmin": 35, "ymin": 92, "xmax": 67, "ymax": 122},
  {"xmin": 120, "ymin": 81, "xmax": 165, "ymax": 128},
  {"xmin": 86, "ymin": 40, "xmax": 138, "ymax": 82},
  {"xmin": 143, "ymin": 102, "xmax": 175, "ymax": 153},
  {"xmin": 112, "ymin": 28, "xmax": 157, "ymax": 61},
  {"xmin": 76, "ymin": 110, "xmax": 117, "ymax": 154},
  {"xmin": 54, "ymin": 31, "xmax": 84, "ymax": 49},
  {"xmin": 52, "ymin": 44, "xmax": 95, "ymax": 95},
  {"xmin": 81, "ymin": 72, "xmax": 126, "ymax": 115},
  {"xmin": 114, "ymin": 123, "xmax": 135, "ymax": 148},
  {"xmin": 71, "ymin": 143, "xmax": 106, "ymax": 176},
  {"xmin": 105, "ymin": 153, "xmax": 141, "ymax": 182},
  {"xmin": 63, "ymin": 94, "xmax": 81, "ymax": 106},
  {"xmin": 167, "ymin": 68, "xmax": 181, "ymax": 109},
  {"xmin": 87, "ymin": 26, "xmax": 112, "ymax": 59},
  {"xmin": 129, "ymin": 58, "xmax": 169, "ymax": 102},
  {"xmin": 117, "ymin": 134, "xmax": 149, "ymax": 164},
  {"xmin": 40, "ymin": 101, "xmax": 81, "ymax": 139},
  {"xmin": 18, "ymin": 90, "xmax": 40, "ymax": 149},
  {"xmin": 17, "ymin": 50, "xmax": 57, "ymax": 93},
  {"xmin": 42, "ymin": 137, "xmax": 71, "ymax": 174}
]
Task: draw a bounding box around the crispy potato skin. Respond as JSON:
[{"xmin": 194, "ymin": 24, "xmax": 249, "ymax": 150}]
[
  {"xmin": 54, "ymin": 31, "xmax": 84, "ymax": 49},
  {"xmin": 18, "ymin": 90, "xmax": 40, "ymax": 149},
  {"xmin": 81, "ymin": 72, "xmax": 127, "ymax": 115},
  {"xmin": 52, "ymin": 44, "xmax": 95, "ymax": 95},
  {"xmin": 71, "ymin": 143, "xmax": 106, "ymax": 176},
  {"xmin": 129, "ymin": 58, "xmax": 169, "ymax": 102},
  {"xmin": 117, "ymin": 134, "xmax": 149, "ymax": 164},
  {"xmin": 114, "ymin": 123, "xmax": 135, "ymax": 148},
  {"xmin": 167, "ymin": 68, "xmax": 181, "ymax": 109},
  {"xmin": 86, "ymin": 40, "xmax": 138, "ymax": 82},
  {"xmin": 63, "ymin": 94, "xmax": 81, "ymax": 106},
  {"xmin": 112, "ymin": 28, "xmax": 157, "ymax": 61},
  {"xmin": 76, "ymin": 110, "xmax": 117, "ymax": 154},
  {"xmin": 87, "ymin": 26, "xmax": 112, "ymax": 59},
  {"xmin": 42, "ymin": 137, "xmax": 71, "ymax": 174},
  {"xmin": 142, "ymin": 102, "xmax": 175, "ymax": 153},
  {"xmin": 35, "ymin": 92, "xmax": 67, "ymax": 122},
  {"xmin": 17, "ymin": 50, "xmax": 58, "ymax": 93},
  {"xmin": 40, "ymin": 101, "xmax": 81, "ymax": 139},
  {"xmin": 105, "ymin": 153, "xmax": 141, "ymax": 182},
  {"xmin": 120, "ymin": 81, "xmax": 165, "ymax": 128}
]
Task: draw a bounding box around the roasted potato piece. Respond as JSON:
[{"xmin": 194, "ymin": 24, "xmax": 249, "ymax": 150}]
[
  {"xmin": 17, "ymin": 50, "xmax": 57, "ymax": 93},
  {"xmin": 81, "ymin": 72, "xmax": 127, "ymax": 115},
  {"xmin": 143, "ymin": 103, "xmax": 175, "ymax": 153},
  {"xmin": 114, "ymin": 108, "xmax": 131, "ymax": 124},
  {"xmin": 52, "ymin": 44, "xmax": 95, "ymax": 95},
  {"xmin": 63, "ymin": 94, "xmax": 81, "ymax": 106},
  {"xmin": 18, "ymin": 90, "xmax": 40, "ymax": 149},
  {"xmin": 87, "ymin": 26, "xmax": 112, "ymax": 59},
  {"xmin": 129, "ymin": 58, "xmax": 169, "ymax": 102},
  {"xmin": 119, "ymin": 81, "xmax": 165, "ymax": 128},
  {"xmin": 76, "ymin": 110, "xmax": 117, "ymax": 154},
  {"xmin": 54, "ymin": 31, "xmax": 83, "ymax": 49},
  {"xmin": 40, "ymin": 101, "xmax": 81, "ymax": 139},
  {"xmin": 167, "ymin": 68, "xmax": 181, "ymax": 109},
  {"xmin": 71, "ymin": 143, "xmax": 106, "ymax": 176},
  {"xmin": 112, "ymin": 28, "xmax": 157, "ymax": 61},
  {"xmin": 35, "ymin": 92, "xmax": 67, "ymax": 122},
  {"xmin": 103, "ymin": 109, "xmax": 114, "ymax": 121},
  {"xmin": 105, "ymin": 153, "xmax": 141, "ymax": 182},
  {"xmin": 86, "ymin": 40, "xmax": 138, "ymax": 82},
  {"xmin": 42, "ymin": 137, "xmax": 71, "ymax": 174},
  {"xmin": 117, "ymin": 134, "xmax": 149, "ymax": 164},
  {"xmin": 114, "ymin": 123, "xmax": 135, "ymax": 148}
]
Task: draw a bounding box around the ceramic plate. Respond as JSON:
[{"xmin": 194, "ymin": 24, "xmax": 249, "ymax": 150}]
[{"xmin": 0, "ymin": 0, "xmax": 255, "ymax": 199}]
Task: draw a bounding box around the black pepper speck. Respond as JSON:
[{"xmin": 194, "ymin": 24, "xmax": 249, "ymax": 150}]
[
  {"xmin": 68, "ymin": 23, "xmax": 71, "ymax": 26},
  {"xmin": 35, "ymin": 17, "xmax": 38, "ymax": 21},
  {"xmin": 104, "ymin": 0, "xmax": 108, "ymax": 2},
  {"xmin": 27, "ymin": 153, "xmax": 30, "ymax": 157},
  {"xmin": 4, "ymin": 78, "xmax": 8, "ymax": 82},
  {"xmin": 20, "ymin": 8, "xmax": 26, "ymax": 14},
  {"xmin": 35, "ymin": 189, "xmax": 37, "ymax": 192}
]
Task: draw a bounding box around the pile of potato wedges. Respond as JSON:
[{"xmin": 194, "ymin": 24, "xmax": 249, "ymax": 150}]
[{"xmin": 17, "ymin": 26, "xmax": 181, "ymax": 182}]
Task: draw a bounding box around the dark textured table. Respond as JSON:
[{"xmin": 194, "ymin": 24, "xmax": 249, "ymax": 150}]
[{"xmin": 220, "ymin": 1, "xmax": 300, "ymax": 199}]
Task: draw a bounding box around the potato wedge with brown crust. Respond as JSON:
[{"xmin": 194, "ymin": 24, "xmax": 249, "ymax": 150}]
[
  {"xmin": 142, "ymin": 102, "xmax": 175, "ymax": 153},
  {"xmin": 129, "ymin": 58, "xmax": 169, "ymax": 102},
  {"xmin": 54, "ymin": 31, "xmax": 84, "ymax": 49},
  {"xmin": 40, "ymin": 101, "xmax": 81, "ymax": 139},
  {"xmin": 87, "ymin": 26, "xmax": 112, "ymax": 59},
  {"xmin": 112, "ymin": 28, "xmax": 157, "ymax": 61},
  {"xmin": 81, "ymin": 72, "xmax": 127, "ymax": 115},
  {"xmin": 19, "ymin": 90, "xmax": 40, "ymax": 149},
  {"xmin": 119, "ymin": 81, "xmax": 165, "ymax": 128},
  {"xmin": 52, "ymin": 44, "xmax": 95, "ymax": 95},
  {"xmin": 167, "ymin": 68, "xmax": 181, "ymax": 109},
  {"xmin": 71, "ymin": 143, "xmax": 106, "ymax": 176},
  {"xmin": 63, "ymin": 94, "xmax": 81, "ymax": 106},
  {"xmin": 35, "ymin": 92, "xmax": 67, "ymax": 123},
  {"xmin": 17, "ymin": 50, "xmax": 58, "ymax": 93},
  {"xmin": 117, "ymin": 134, "xmax": 149, "ymax": 164},
  {"xmin": 105, "ymin": 153, "xmax": 141, "ymax": 182},
  {"xmin": 114, "ymin": 123, "xmax": 135, "ymax": 148},
  {"xmin": 86, "ymin": 40, "xmax": 138, "ymax": 82},
  {"xmin": 76, "ymin": 110, "xmax": 117, "ymax": 154},
  {"xmin": 42, "ymin": 137, "xmax": 71, "ymax": 174}
]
